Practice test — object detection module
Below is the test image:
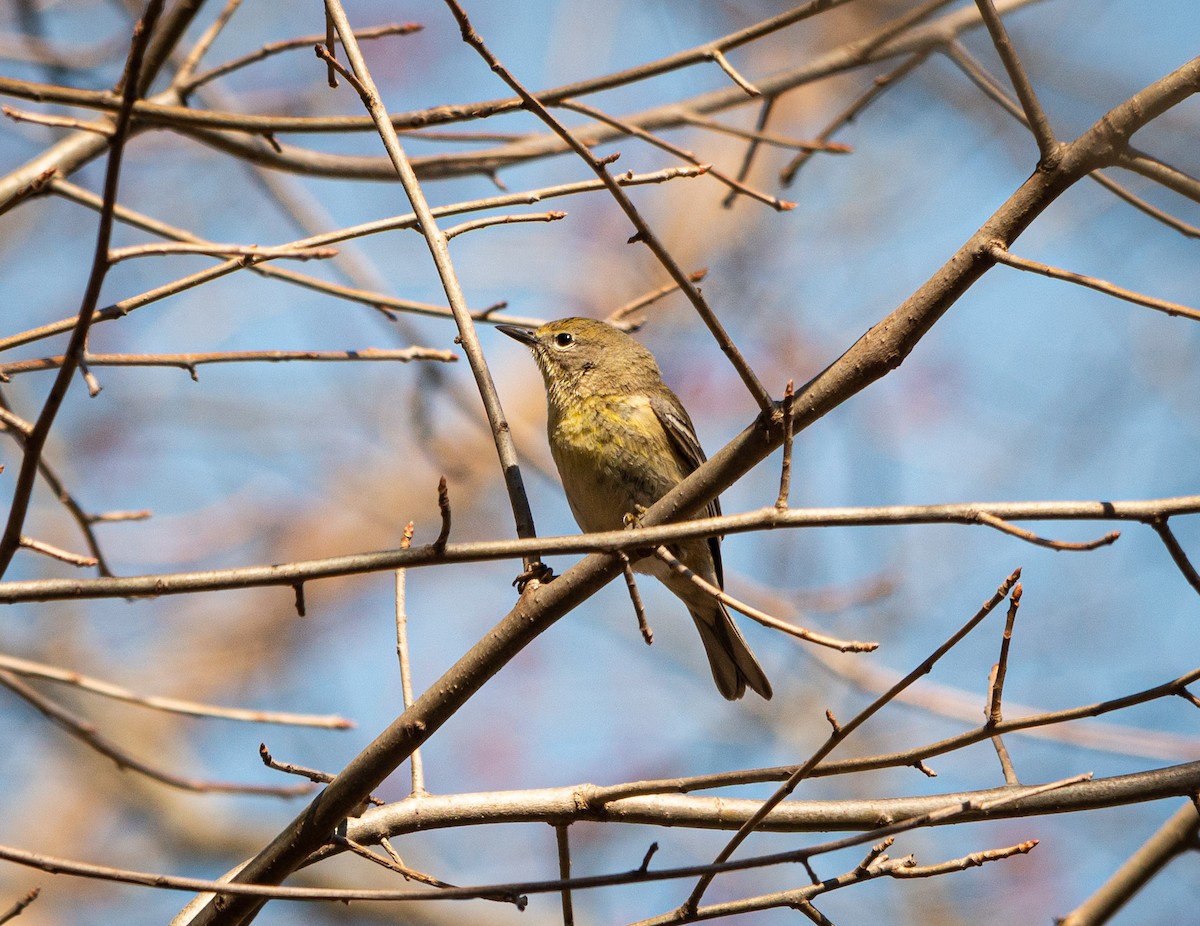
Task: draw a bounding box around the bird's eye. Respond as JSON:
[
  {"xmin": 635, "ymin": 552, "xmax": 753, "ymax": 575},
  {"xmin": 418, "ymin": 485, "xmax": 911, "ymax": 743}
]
[{"xmin": 553, "ymin": 332, "xmax": 574, "ymax": 348}]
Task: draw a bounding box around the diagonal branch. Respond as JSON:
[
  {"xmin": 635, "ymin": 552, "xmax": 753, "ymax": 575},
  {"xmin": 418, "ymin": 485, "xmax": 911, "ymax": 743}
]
[
  {"xmin": 307, "ymin": 3, "xmax": 544, "ymax": 574},
  {"xmin": 1057, "ymin": 801, "xmax": 1200, "ymax": 926},
  {"xmin": 973, "ymin": 0, "xmax": 1056, "ymax": 160},
  {"xmin": 0, "ymin": 0, "xmax": 165, "ymax": 577}
]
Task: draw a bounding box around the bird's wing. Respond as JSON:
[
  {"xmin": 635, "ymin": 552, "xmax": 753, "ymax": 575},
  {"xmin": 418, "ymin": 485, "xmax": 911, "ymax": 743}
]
[{"xmin": 649, "ymin": 390, "xmax": 724, "ymax": 587}]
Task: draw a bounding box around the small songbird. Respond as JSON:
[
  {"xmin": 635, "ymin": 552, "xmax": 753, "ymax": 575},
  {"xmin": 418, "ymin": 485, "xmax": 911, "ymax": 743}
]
[{"xmin": 498, "ymin": 317, "xmax": 771, "ymax": 700}]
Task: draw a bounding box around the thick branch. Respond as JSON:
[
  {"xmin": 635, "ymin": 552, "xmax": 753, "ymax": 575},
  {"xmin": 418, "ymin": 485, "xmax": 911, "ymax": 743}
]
[{"xmin": 346, "ymin": 762, "xmax": 1200, "ymax": 842}]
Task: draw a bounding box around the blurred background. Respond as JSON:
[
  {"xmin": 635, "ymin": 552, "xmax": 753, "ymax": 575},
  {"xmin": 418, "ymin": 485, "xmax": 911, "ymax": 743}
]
[{"xmin": 0, "ymin": 0, "xmax": 1198, "ymax": 922}]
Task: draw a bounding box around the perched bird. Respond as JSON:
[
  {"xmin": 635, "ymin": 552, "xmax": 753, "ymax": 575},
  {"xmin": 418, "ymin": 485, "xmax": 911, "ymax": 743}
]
[{"xmin": 498, "ymin": 317, "xmax": 771, "ymax": 700}]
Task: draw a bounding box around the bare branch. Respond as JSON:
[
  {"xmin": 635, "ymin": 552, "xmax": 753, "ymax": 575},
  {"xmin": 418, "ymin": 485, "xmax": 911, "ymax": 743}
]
[
  {"xmin": 0, "ymin": 888, "xmax": 40, "ymax": 926},
  {"xmin": 0, "ymin": 0, "xmax": 166, "ymax": 577},
  {"xmin": 652, "ymin": 545, "xmax": 877, "ymax": 653},
  {"xmin": 618, "ymin": 552, "xmax": 654, "ymax": 645},
  {"xmin": 1057, "ymin": 802, "xmax": 1200, "ymax": 926},
  {"xmin": 0, "ymin": 348, "xmax": 457, "ymax": 381},
  {"xmin": 395, "ymin": 522, "xmax": 425, "ymax": 796},
  {"xmin": 989, "ymin": 244, "xmax": 1200, "ymax": 323},
  {"xmin": 987, "ymin": 585, "xmax": 1022, "ymax": 726},
  {"xmin": 973, "ymin": 0, "xmax": 1056, "ymax": 159},
  {"xmin": 0, "ymin": 669, "xmax": 313, "ymax": 796},
  {"xmin": 0, "ymin": 652, "xmax": 351, "ymax": 727},
  {"xmin": 2, "ymin": 495, "xmax": 1194, "ymax": 604}
]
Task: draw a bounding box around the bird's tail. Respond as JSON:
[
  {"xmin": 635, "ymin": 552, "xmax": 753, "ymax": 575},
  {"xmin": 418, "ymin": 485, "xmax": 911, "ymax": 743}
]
[{"xmin": 690, "ymin": 602, "xmax": 773, "ymax": 701}]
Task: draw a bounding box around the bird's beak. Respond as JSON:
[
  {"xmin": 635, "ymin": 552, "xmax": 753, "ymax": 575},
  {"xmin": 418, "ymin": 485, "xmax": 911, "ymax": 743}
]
[{"xmin": 495, "ymin": 324, "xmax": 538, "ymax": 347}]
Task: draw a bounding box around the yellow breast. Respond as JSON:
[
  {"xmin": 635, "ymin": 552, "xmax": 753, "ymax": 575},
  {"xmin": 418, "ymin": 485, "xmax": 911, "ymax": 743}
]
[{"xmin": 547, "ymin": 394, "xmax": 686, "ymax": 533}]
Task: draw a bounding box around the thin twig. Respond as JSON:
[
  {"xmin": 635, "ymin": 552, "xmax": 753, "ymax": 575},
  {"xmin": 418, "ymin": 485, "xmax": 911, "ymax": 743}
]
[
  {"xmin": 313, "ymin": 42, "xmax": 365, "ymax": 96},
  {"xmin": 0, "ymin": 397, "xmax": 115, "ymax": 575},
  {"xmin": 1151, "ymin": 517, "xmax": 1200, "ymax": 596},
  {"xmin": 18, "ymin": 535, "xmax": 95, "ymax": 567},
  {"xmin": 857, "ymin": 0, "xmax": 959, "ymax": 57},
  {"xmin": 2, "ymin": 106, "xmax": 113, "ymax": 135},
  {"xmin": 679, "ymin": 111, "xmax": 852, "ymax": 154},
  {"xmin": 0, "ymin": 669, "xmax": 313, "ymax": 796},
  {"xmin": 605, "ymin": 268, "xmax": 707, "ymax": 330},
  {"xmin": 776, "ymin": 380, "xmax": 796, "ymax": 509},
  {"xmin": 1094, "ymin": 171, "xmax": 1200, "ymax": 239},
  {"xmin": 0, "ymin": 652, "xmax": 351, "ymax": 727},
  {"xmin": 558, "ymin": 98, "xmax": 794, "ymax": 211},
  {"xmin": 856, "ymin": 838, "xmax": 893, "ymax": 875},
  {"xmin": 441, "ymin": 210, "xmax": 565, "ymax": 240},
  {"xmin": 707, "ymin": 48, "xmax": 760, "ymax": 96},
  {"xmin": 1118, "ymin": 151, "xmax": 1200, "ymax": 207},
  {"xmin": 987, "ymin": 584, "xmax": 1022, "ymax": 725},
  {"xmin": 653, "ymin": 545, "xmax": 877, "ymax": 653},
  {"xmin": 973, "ymin": 0, "xmax": 1056, "ymax": 160},
  {"xmin": 5, "ymin": 496, "xmax": 1200, "ymax": 604},
  {"xmin": 989, "ymin": 244, "xmax": 1200, "ymax": 323},
  {"xmin": 990, "ymin": 729, "xmax": 1020, "ymax": 785},
  {"xmin": 334, "ymin": 836, "xmax": 493, "ymax": 895},
  {"xmin": 0, "ymin": 347, "xmax": 456, "ymax": 382},
  {"xmin": 395, "ymin": 522, "xmax": 425, "ymax": 795},
  {"xmin": 87, "ymin": 509, "xmax": 151, "ymax": 524},
  {"xmin": 258, "ymin": 743, "xmax": 381, "ymax": 804},
  {"xmin": 781, "ymin": 52, "xmax": 930, "ymax": 185},
  {"xmin": 323, "ymin": 8, "xmax": 338, "ymax": 88},
  {"xmin": 986, "ymin": 587, "xmax": 1024, "ymax": 786},
  {"xmin": 172, "ymin": 0, "xmax": 243, "ymax": 88},
  {"xmin": 433, "ymin": 477, "xmax": 452, "ymax": 553},
  {"xmin": 617, "ymin": 552, "xmax": 653, "ymax": 645},
  {"xmin": 181, "ymin": 23, "xmax": 422, "ymax": 94},
  {"xmin": 720, "ymin": 97, "xmax": 775, "ymax": 210},
  {"xmin": 0, "ymin": 888, "xmax": 39, "ymax": 926},
  {"xmin": 555, "ymin": 824, "xmax": 575, "ymax": 926},
  {"xmin": 890, "ymin": 839, "xmax": 1038, "ymax": 878},
  {"xmin": 977, "ymin": 511, "xmax": 1120, "ymax": 551},
  {"xmin": 794, "ymin": 899, "xmax": 836, "ymax": 925}
]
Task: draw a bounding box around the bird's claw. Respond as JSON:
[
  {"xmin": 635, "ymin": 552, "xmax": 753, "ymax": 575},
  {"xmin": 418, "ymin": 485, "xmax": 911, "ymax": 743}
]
[{"xmin": 513, "ymin": 560, "xmax": 555, "ymax": 592}]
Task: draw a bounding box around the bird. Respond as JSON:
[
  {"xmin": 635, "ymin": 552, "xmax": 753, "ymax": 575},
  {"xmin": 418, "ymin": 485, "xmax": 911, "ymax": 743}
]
[{"xmin": 497, "ymin": 317, "xmax": 771, "ymax": 700}]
